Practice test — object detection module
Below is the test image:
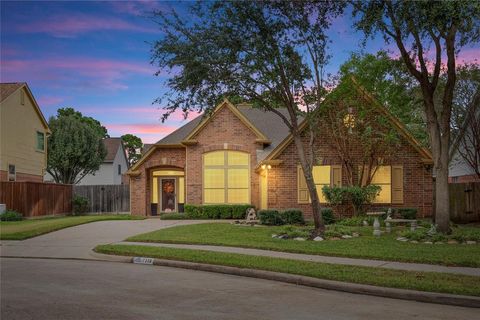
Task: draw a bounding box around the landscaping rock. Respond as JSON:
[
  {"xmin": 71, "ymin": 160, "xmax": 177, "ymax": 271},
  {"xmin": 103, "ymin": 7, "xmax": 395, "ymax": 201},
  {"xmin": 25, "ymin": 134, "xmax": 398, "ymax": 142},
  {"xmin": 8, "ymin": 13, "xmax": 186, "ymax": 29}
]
[
  {"xmin": 352, "ymin": 232, "xmax": 360, "ymax": 238},
  {"xmin": 271, "ymin": 234, "xmax": 278, "ymax": 238},
  {"xmin": 434, "ymin": 242, "xmax": 444, "ymax": 245},
  {"xmin": 396, "ymin": 237, "xmax": 408, "ymax": 242},
  {"xmin": 410, "ymin": 240, "xmax": 418, "ymax": 243},
  {"xmin": 466, "ymin": 241, "xmax": 477, "ymax": 245},
  {"xmin": 313, "ymin": 236, "xmax": 324, "ymax": 242},
  {"xmin": 277, "ymin": 234, "xmax": 288, "ymax": 239},
  {"xmin": 447, "ymin": 240, "xmax": 459, "ymax": 244},
  {"xmin": 424, "ymin": 241, "xmax": 433, "ymax": 244},
  {"xmin": 293, "ymin": 237, "xmax": 306, "ymax": 241},
  {"xmin": 341, "ymin": 235, "xmax": 352, "ymax": 239}
]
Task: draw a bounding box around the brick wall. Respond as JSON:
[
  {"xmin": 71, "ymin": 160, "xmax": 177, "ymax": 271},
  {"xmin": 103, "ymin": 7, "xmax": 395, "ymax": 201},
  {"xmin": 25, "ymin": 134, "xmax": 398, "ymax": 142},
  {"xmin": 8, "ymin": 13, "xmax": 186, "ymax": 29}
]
[
  {"xmin": 186, "ymin": 106, "xmax": 261, "ymax": 207},
  {"xmin": 269, "ymin": 130, "xmax": 433, "ymax": 219},
  {"xmin": 129, "ymin": 148, "xmax": 186, "ymax": 216}
]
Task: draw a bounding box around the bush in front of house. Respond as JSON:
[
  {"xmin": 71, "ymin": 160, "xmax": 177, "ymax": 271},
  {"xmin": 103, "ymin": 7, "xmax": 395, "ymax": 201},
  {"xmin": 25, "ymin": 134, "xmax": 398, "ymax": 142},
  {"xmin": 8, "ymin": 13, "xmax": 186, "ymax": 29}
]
[
  {"xmin": 160, "ymin": 212, "xmax": 191, "ymax": 220},
  {"xmin": 72, "ymin": 195, "xmax": 89, "ymax": 215},
  {"xmin": 0, "ymin": 210, "xmax": 23, "ymax": 221},
  {"xmin": 397, "ymin": 208, "xmax": 417, "ymax": 219},
  {"xmin": 321, "ymin": 208, "xmax": 335, "ymax": 225},
  {"xmin": 322, "ymin": 185, "xmax": 381, "ymax": 215},
  {"xmin": 281, "ymin": 209, "xmax": 305, "ymax": 225},
  {"xmin": 258, "ymin": 209, "xmax": 284, "ymax": 225},
  {"xmin": 184, "ymin": 204, "xmax": 254, "ymax": 219}
]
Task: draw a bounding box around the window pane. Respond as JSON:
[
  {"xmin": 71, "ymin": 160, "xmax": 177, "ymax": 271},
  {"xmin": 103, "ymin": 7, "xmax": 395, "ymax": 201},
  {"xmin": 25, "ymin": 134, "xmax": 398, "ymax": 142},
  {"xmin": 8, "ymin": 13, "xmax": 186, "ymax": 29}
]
[
  {"xmin": 371, "ymin": 166, "xmax": 391, "ymax": 184},
  {"xmin": 313, "ymin": 166, "xmax": 330, "ymax": 184},
  {"xmin": 316, "ymin": 184, "xmax": 329, "ymax": 203},
  {"xmin": 227, "ymin": 189, "xmax": 249, "ymax": 204},
  {"xmin": 227, "ymin": 151, "xmax": 249, "ymax": 166},
  {"xmin": 204, "ymin": 151, "xmax": 224, "ymax": 166},
  {"xmin": 204, "ymin": 169, "xmax": 225, "ymax": 188},
  {"xmin": 178, "ymin": 177, "xmax": 185, "ymax": 203},
  {"xmin": 36, "ymin": 132, "xmax": 44, "ymax": 151},
  {"xmin": 204, "ymin": 189, "xmax": 225, "ymax": 203},
  {"xmin": 228, "ymin": 168, "xmax": 249, "ymax": 188},
  {"xmin": 374, "ymin": 185, "xmax": 391, "ymax": 203},
  {"xmin": 152, "ymin": 177, "xmax": 158, "ymax": 203}
]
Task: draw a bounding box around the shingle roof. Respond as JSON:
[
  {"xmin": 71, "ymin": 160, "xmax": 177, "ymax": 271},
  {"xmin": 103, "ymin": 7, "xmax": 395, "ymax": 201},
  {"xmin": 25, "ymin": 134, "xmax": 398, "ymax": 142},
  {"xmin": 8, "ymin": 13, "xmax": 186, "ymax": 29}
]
[
  {"xmin": 0, "ymin": 82, "xmax": 25, "ymax": 103},
  {"xmin": 103, "ymin": 137, "xmax": 124, "ymax": 162},
  {"xmin": 156, "ymin": 104, "xmax": 295, "ymax": 162}
]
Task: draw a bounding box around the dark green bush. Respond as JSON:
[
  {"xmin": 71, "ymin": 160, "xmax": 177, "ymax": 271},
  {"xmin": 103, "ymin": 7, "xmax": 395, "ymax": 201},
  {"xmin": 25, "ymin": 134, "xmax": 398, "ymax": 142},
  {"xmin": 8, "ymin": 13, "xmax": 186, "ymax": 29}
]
[
  {"xmin": 322, "ymin": 185, "xmax": 381, "ymax": 215},
  {"xmin": 397, "ymin": 208, "xmax": 417, "ymax": 219},
  {"xmin": 160, "ymin": 212, "xmax": 190, "ymax": 220},
  {"xmin": 281, "ymin": 209, "xmax": 304, "ymax": 225},
  {"xmin": 258, "ymin": 209, "xmax": 284, "ymax": 225},
  {"xmin": 321, "ymin": 208, "xmax": 335, "ymax": 225},
  {"xmin": 184, "ymin": 204, "xmax": 253, "ymax": 219},
  {"xmin": 0, "ymin": 210, "xmax": 23, "ymax": 221},
  {"xmin": 72, "ymin": 195, "xmax": 89, "ymax": 215}
]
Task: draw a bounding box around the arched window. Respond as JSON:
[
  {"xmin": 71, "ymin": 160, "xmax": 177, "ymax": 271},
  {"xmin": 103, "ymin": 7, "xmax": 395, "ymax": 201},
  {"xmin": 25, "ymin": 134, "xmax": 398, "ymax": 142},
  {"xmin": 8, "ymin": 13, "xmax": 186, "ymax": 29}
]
[{"xmin": 203, "ymin": 151, "xmax": 250, "ymax": 204}]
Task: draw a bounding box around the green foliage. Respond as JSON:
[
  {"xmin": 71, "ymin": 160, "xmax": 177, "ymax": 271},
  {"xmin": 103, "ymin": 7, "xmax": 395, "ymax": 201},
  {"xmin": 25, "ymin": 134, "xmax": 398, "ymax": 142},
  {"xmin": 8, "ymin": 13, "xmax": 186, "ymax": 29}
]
[
  {"xmin": 280, "ymin": 209, "xmax": 305, "ymax": 225},
  {"xmin": 322, "ymin": 185, "xmax": 380, "ymax": 215},
  {"xmin": 47, "ymin": 108, "xmax": 107, "ymax": 184},
  {"xmin": 258, "ymin": 210, "xmax": 284, "ymax": 226},
  {"xmin": 0, "ymin": 210, "xmax": 23, "ymax": 221},
  {"xmin": 324, "ymin": 225, "xmax": 352, "ymax": 238},
  {"xmin": 121, "ymin": 134, "xmax": 143, "ymax": 166},
  {"xmin": 279, "ymin": 225, "xmax": 311, "ymax": 238},
  {"xmin": 72, "ymin": 195, "xmax": 89, "ymax": 215},
  {"xmin": 321, "ymin": 208, "xmax": 335, "ymax": 225},
  {"xmin": 57, "ymin": 107, "xmax": 109, "ymax": 138},
  {"xmin": 397, "ymin": 208, "xmax": 417, "ymax": 220},
  {"xmin": 159, "ymin": 213, "xmax": 189, "ymax": 220},
  {"xmin": 183, "ymin": 204, "xmax": 253, "ymax": 220}
]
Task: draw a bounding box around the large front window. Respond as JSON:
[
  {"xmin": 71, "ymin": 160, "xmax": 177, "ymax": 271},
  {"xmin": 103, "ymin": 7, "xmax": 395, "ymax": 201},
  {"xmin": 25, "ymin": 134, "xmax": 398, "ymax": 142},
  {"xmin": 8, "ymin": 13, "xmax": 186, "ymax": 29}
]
[{"xmin": 203, "ymin": 151, "xmax": 250, "ymax": 204}]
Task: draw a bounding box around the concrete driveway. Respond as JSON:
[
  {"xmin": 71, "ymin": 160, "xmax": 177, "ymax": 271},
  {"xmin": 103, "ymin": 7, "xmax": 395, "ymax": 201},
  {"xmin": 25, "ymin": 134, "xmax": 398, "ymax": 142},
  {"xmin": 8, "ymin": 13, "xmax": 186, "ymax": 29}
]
[{"xmin": 0, "ymin": 219, "xmax": 202, "ymax": 259}]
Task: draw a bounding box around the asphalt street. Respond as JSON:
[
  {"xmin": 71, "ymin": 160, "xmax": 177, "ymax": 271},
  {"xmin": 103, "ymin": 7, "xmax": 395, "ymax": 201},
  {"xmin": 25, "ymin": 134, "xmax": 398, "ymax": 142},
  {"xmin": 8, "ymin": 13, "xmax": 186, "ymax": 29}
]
[{"xmin": 1, "ymin": 258, "xmax": 477, "ymax": 320}]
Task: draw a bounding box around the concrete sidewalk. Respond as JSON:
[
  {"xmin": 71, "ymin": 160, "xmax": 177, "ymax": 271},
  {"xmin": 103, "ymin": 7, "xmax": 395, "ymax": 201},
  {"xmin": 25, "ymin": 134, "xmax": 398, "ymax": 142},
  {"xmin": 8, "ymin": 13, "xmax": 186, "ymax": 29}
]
[{"xmin": 116, "ymin": 241, "xmax": 480, "ymax": 277}]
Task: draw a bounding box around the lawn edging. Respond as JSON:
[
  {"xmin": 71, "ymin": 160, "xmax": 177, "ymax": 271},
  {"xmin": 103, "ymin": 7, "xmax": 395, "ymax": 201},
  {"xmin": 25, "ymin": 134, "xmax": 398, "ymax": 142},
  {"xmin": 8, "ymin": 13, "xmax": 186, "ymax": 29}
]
[{"xmin": 92, "ymin": 246, "xmax": 480, "ymax": 308}]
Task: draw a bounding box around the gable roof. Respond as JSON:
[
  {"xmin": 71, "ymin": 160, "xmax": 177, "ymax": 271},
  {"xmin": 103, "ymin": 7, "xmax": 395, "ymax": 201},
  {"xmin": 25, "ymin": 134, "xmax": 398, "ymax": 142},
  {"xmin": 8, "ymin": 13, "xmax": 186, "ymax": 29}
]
[
  {"xmin": 103, "ymin": 137, "xmax": 129, "ymax": 167},
  {"xmin": 0, "ymin": 82, "xmax": 51, "ymax": 133},
  {"xmin": 260, "ymin": 77, "xmax": 433, "ymax": 167}
]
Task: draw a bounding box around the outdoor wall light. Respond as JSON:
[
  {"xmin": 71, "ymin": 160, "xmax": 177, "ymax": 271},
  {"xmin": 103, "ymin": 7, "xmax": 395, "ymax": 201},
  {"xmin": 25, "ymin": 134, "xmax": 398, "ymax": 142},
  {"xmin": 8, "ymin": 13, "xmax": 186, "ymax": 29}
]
[{"xmin": 261, "ymin": 164, "xmax": 272, "ymax": 170}]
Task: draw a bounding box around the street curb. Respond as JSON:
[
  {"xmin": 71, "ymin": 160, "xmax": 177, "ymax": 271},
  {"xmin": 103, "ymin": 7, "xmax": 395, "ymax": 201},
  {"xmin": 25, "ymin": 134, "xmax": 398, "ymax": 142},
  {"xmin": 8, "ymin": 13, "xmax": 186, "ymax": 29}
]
[{"xmin": 89, "ymin": 251, "xmax": 480, "ymax": 308}]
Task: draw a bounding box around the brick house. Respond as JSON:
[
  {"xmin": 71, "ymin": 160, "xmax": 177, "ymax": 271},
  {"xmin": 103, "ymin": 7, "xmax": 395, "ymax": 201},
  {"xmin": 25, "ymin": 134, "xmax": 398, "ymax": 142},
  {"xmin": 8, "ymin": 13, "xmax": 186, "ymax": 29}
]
[{"xmin": 127, "ymin": 89, "xmax": 433, "ymax": 218}]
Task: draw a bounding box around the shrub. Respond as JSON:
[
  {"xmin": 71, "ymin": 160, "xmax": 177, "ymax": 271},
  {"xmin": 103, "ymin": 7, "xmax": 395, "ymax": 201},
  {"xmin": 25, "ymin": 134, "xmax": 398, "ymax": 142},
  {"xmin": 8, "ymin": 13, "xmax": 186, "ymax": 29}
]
[
  {"xmin": 324, "ymin": 225, "xmax": 352, "ymax": 238},
  {"xmin": 281, "ymin": 209, "xmax": 304, "ymax": 225},
  {"xmin": 72, "ymin": 195, "xmax": 89, "ymax": 215},
  {"xmin": 337, "ymin": 215, "xmax": 368, "ymax": 226},
  {"xmin": 322, "ymin": 185, "xmax": 381, "ymax": 215},
  {"xmin": 0, "ymin": 210, "xmax": 23, "ymax": 221},
  {"xmin": 258, "ymin": 210, "xmax": 284, "ymax": 225},
  {"xmin": 397, "ymin": 208, "xmax": 417, "ymax": 219},
  {"xmin": 184, "ymin": 204, "xmax": 253, "ymax": 220},
  {"xmin": 160, "ymin": 213, "xmax": 190, "ymax": 220},
  {"xmin": 279, "ymin": 225, "xmax": 311, "ymax": 238},
  {"xmin": 321, "ymin": 208, "xmax": 335, "ymax": 225}
]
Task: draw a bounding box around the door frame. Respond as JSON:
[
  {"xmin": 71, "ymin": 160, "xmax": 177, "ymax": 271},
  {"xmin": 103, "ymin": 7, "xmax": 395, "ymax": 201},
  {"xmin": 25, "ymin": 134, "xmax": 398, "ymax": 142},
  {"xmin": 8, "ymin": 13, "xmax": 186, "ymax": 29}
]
[{"xmin": 159, "ymin": 177, "xmax": 178, "ymax": 213}]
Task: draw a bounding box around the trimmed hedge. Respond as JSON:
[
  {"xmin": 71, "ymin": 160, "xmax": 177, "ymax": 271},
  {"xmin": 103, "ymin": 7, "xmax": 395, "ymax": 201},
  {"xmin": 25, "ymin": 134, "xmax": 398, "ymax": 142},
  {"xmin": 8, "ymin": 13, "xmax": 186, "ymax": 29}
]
[
  {"xmin": 182, "ymin": 204, "xmax": 253, "ymax": 220},
  {"xmin": 281, "ymin": 209, "xmax": 304, "ymax": 225}
]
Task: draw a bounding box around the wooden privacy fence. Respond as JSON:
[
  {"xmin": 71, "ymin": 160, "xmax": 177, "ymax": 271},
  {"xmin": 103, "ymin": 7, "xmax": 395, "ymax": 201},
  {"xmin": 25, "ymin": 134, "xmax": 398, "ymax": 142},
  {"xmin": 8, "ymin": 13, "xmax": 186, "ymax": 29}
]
[
  {"xmin": 73, "ymin": 185, "xmax": 129, "ymax": 213},
  {"xmin": 0, "ymin": 181, "xmax": 72, "ymax": 217},
  {"xmin": 450, "ymin": 182, "xmax": 480, "ymax": 223}
]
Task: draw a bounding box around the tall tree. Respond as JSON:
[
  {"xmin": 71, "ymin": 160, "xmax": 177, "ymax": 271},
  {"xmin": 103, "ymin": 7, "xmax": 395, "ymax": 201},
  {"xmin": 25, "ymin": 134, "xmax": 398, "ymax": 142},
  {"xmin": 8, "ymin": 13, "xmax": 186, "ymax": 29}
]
[
  {"xmin": 57, "ymin": 107, "xmax": 109, "ymax": 138},
  {"xmin": 352, "ymin": 1, "xmax": 480, "ymax": 233},
  {"xmin": 121, "ymin": 134, "xmax": 143, "ymax": 166},
  {"xmin": 151, "ymin": 1, "xmax": 344, "ymax": 234},
  {"xmin": 47, "ymin": 109, "xmax": 107, "ymax": 184}
]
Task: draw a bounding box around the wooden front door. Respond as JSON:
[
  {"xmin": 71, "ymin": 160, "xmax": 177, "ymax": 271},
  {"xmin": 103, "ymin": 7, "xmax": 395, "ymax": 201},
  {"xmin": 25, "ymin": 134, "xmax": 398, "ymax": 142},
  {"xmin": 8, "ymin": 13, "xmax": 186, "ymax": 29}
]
[{"xmin": 160, "ymin": 178, "xmax": 176, "ymax": 212}]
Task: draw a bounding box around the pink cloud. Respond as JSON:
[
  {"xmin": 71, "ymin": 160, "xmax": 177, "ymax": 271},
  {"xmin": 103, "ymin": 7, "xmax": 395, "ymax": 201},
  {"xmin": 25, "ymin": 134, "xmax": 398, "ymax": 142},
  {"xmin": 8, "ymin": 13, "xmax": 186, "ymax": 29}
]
[
  {"xmin": 1, "ymin": 57, "xmax": 154, "ymax": 91},
  {"xmin": 15, "ymin": 13, "xmax": 157, "ymax": 38},
  {"xmin": 105, "ymin": 123, "xmax": 177, "ymax": 135}
]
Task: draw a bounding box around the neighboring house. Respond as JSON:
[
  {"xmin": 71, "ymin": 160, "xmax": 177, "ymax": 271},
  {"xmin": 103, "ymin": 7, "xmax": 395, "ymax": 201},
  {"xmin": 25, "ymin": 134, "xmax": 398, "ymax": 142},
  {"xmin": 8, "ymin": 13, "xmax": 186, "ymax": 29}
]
[
  {"xmin": 76, "ymin": 138, "xmax": 129, "ymax": 185},
  {"xmin": 0, "ymin": 83, "xmax": 51, "ymax": 182},
  {"xmin": 449, "ymin": 104, "xmax": 480, "ymax": 183},
  {"xmin": 127, "ymin": 88, "xmax": 434, "ymax": 218}
]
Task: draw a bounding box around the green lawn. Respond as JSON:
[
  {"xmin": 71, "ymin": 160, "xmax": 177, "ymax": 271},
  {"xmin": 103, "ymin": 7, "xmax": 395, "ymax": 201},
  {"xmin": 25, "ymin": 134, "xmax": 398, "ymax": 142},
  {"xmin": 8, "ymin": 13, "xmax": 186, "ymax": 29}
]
[
  {"xmin": 127, "ymin": 223, "xmax": 480, "ymax": 267},
  {"xmin": 95, "ymin": 244, "xmax": 480, "ymax": 297},
  {"xmin": 0, "ymin": 215, "xmax": 144, "ymax": 240}
]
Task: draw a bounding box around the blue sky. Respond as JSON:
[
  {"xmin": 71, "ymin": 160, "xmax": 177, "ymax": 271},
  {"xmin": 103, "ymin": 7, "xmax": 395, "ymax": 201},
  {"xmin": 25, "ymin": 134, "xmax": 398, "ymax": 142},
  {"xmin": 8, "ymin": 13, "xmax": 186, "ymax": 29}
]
[{"xmin": 1, "ymin": 1, "xmax": 478, "ymax": 143}]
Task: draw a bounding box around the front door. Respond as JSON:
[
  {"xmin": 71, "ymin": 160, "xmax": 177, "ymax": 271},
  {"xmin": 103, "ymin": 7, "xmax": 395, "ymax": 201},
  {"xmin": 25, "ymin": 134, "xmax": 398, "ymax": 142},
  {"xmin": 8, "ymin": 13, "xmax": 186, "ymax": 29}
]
[{"xmin": 161, "ymin": 178, "xmax": 176, "ymax": 212}]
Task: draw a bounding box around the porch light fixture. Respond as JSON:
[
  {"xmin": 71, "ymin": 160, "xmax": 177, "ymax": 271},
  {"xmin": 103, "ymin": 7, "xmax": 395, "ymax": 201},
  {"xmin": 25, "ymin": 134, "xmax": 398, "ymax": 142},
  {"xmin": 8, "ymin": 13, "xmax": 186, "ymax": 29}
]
[{"xmin": 261, "ymin": 164, "xmax": 272, "ymax": 170}]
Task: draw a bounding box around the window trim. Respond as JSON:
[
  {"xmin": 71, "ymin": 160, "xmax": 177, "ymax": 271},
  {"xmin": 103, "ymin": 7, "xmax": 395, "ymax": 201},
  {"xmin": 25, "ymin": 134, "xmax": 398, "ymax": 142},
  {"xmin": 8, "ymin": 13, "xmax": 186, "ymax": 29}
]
[
  {"xmin": 8, "ymin": 164, "xmax": 16, "ymax": 181},
  {"xmin": 35, "ymin": 130, "xmax": 45, "ymax": 152},
  {"xmin": 202, "ymin": 150, "xmax": 251, "ymax": 205}
]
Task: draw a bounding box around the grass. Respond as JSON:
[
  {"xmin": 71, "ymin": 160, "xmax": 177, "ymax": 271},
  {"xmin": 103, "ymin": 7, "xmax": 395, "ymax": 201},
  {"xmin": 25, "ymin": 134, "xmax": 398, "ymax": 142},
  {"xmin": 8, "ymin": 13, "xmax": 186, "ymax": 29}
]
[
  {"xmin": 95, "ymin": 244, "xmax": 480, "ymax": 297},
  {"xmin": 0, "ymin": 215, "xmax": 144, "ymax": 240},
  {"xmin": 127, "ymin": 223, "xmax": 480, "ymax": 267}
]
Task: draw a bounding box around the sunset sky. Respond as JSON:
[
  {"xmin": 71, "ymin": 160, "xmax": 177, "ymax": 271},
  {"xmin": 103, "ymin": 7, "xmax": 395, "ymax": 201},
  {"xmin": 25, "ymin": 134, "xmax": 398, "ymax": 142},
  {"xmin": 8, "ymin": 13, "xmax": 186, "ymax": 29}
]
[{"xmin": 1, "ymin": 1, "xmax": 479, "ymax": 143}]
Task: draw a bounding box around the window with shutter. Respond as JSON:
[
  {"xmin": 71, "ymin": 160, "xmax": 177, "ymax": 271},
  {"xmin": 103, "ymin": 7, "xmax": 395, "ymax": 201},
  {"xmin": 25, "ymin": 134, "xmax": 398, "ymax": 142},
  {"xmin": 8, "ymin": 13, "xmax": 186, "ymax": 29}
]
[
  {"xmin": 297, "ymin": 166, "xmax": 309, "ymax": 203},
  {"xmin": 391, "ymin": 165, "xmax": 404, "ymax": 204},
  {"xmin": 371, "ymin": 166, "xmax": 392, "ymax": 203},
  {"xmin": 298, "ymin": 165, "xmax": 341, "ymax": 203}
]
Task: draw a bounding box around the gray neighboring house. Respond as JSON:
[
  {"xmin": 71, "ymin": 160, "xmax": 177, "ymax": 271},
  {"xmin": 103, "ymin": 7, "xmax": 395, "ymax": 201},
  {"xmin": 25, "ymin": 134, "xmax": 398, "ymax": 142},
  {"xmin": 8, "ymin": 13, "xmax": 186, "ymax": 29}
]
[
  {"xmin": 449, "ymin": 104, "xmax": 480, "ymax": 183},
  {"xmin": 78, "ymin": 138, "xmax": 129, "ymax": 185}
]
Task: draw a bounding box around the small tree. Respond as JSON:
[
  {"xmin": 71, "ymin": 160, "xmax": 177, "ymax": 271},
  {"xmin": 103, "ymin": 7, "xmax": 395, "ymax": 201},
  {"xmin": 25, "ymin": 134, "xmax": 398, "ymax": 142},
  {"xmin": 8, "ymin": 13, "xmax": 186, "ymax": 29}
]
[
  {"xmin": 121, "ymin": 134, "xmax": 143, "ymax": 166},
  {"xmin": 47, "ymin": 109, "xmax": 107, "ymax": 184}
]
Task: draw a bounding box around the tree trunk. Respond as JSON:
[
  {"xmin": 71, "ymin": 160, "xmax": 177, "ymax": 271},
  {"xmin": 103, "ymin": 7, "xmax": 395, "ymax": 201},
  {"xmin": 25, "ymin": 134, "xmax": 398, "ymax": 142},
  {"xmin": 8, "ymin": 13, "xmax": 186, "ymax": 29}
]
[
  {"xmin": 293, "ymin": 133, "xmax": 325, "ymax": 234},
  {"xmin": 433, "ymin": 135, "xmax": 451, "ymax": 233}
]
